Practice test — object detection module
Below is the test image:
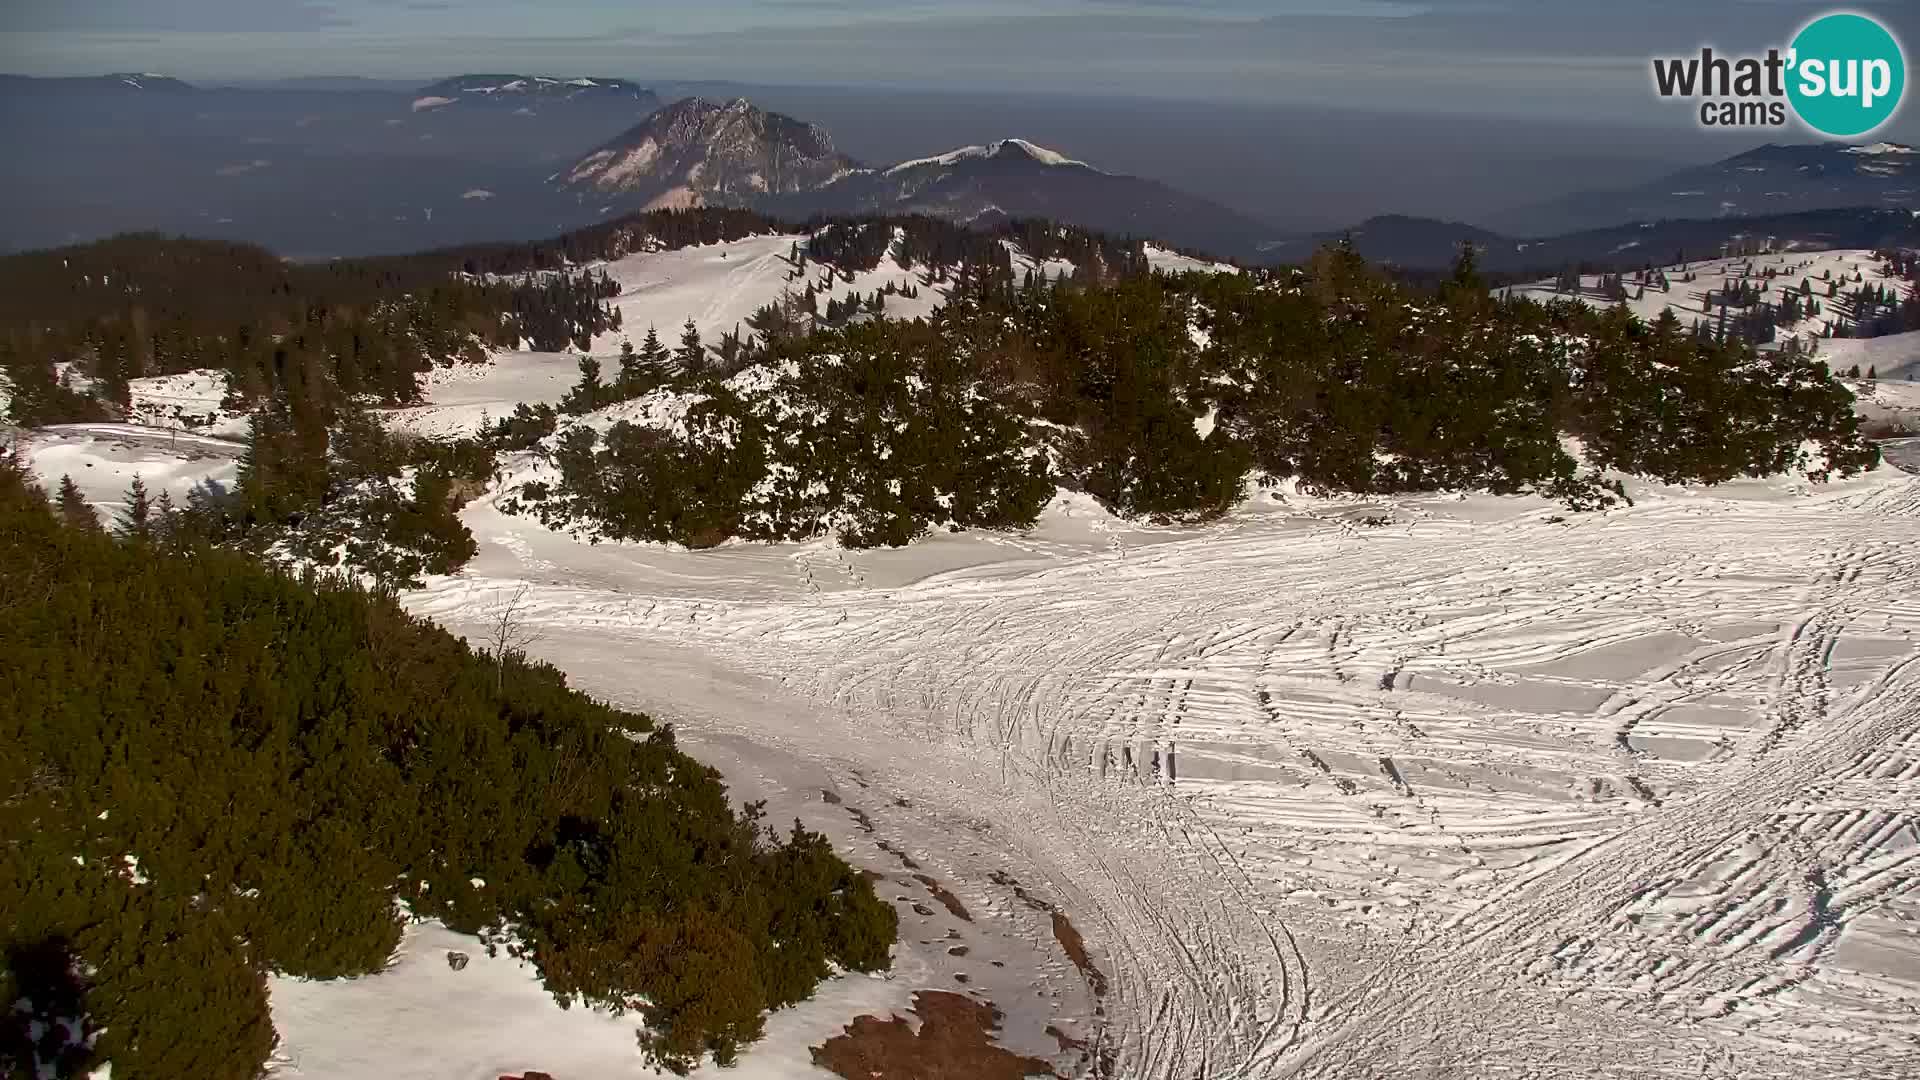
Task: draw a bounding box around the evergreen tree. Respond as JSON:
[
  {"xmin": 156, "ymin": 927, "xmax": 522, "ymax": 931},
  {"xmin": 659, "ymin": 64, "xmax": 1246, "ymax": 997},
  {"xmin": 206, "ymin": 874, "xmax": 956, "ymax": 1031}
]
[
  {"xmin": 116, "ymin": 476, "xmax": 153, "ymax": 541},
  {"xmin": 675, "ymin": 320, "xmax": 705, "ymax": 378},
  {"xmin": 561, "ymin": 355, "xmax": 606, "ymax": 415},
  {"xmin": 152, "ymin": 490, "xmax": 179, "ymax": 545},
  {"xmin": 55, "ymin": 475, "xmax": 98, "ymax": 532}
]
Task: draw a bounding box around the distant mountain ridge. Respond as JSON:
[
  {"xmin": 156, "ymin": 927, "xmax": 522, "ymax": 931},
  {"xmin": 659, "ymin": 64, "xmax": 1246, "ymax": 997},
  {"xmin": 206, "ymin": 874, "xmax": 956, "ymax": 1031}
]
[
  {"xmin": 0, "ymin": 72, "xmax": 196, "ymax": 94},
  {"xmin": 1498, "ymin": 141, "xmax": 1920, "ymax": 236},
  {"xmin": 412, "ymin": 74, "xmax": 658, "ymax": 113},
  {"xmin": 557, "ymin": 98, "xmax": 1283, "ymax": 259},
  {"xmin": 1269, "ymin": 207, "xmax": 1920, "ymax": 273}
]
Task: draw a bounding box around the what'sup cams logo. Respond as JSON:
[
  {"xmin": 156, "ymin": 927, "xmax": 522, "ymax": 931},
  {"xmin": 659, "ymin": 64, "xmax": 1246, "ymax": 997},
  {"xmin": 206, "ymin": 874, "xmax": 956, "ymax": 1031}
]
[{"xmin": 1652, "ymin": 11, "xmax": 1906, "ymax": 137}]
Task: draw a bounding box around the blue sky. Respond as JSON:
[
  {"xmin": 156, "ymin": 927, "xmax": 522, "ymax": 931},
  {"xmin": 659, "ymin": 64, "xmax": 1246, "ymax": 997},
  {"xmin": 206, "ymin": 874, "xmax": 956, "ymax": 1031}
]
[{"xmin": 3, "ymin": 1, "xmax": 1917, "ymax": 130}]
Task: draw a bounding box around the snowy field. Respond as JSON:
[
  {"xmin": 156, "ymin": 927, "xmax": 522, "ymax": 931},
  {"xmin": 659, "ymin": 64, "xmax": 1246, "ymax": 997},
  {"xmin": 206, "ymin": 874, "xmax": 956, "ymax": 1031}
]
[
  {"xmin": 384, "ymin": 461, "xmax": 1920, "ymax": 1079},
  {"xmin": 24, "ymin": 423, "xmax": 242, "ymax": 516},
  {"xmin": 379, "ymin": 349, "xmax": 580, "ymax": 440}
]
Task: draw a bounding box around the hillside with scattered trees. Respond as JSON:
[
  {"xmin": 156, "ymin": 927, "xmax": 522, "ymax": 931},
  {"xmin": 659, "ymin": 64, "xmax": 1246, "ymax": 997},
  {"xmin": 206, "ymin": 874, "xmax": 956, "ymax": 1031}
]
[{"xmin": 510, "ymin": 238, "xmax": 1878, "ymax": 547}]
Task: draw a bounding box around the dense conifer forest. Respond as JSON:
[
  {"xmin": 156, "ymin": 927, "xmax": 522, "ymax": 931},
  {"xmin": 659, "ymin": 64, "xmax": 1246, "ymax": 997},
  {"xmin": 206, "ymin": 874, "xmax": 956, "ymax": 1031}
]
[{"xmin": 0, "ymin": 451, "xmax": 896, "ymax": 1077}]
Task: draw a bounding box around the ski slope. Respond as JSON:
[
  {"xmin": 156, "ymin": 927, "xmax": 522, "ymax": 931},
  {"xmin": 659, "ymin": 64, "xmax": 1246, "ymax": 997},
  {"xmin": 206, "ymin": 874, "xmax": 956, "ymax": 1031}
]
[
  {"xmin": 586, "ymin": 233, "xmax": 945, "ymax": 359},
  {"xmin": 394, "ymin": 462, "xmax": 1920, "ymax": 1079}
]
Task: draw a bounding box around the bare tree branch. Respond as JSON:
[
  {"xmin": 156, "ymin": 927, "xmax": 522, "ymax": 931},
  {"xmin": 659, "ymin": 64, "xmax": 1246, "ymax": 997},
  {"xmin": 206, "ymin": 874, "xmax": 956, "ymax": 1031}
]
[{"xmin": 485, "ymin": 584, "xmax": 540, "ymax": 694}]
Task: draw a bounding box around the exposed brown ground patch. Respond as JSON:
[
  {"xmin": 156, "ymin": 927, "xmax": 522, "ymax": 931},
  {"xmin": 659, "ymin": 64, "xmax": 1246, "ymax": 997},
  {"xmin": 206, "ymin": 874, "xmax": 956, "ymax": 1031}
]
[
  {"xmin": 1047, "ymin": 911, "xmax": 1107, "ymax": 999},
  {"xmin": 821, "ymin": 788, "xmax": 843, "ymax": 805},
  {"xmin": 913, "ymin": 874, "xmax": 973, "ymax": 921},
  {"xmin": 810, "ymin": 991, "xmax": 1059, "ymax": 1080},
  {"xmin": 877, "ymin": 838, "xmax": 922, "ymax": 869},
  {"xmin": 845, "ymin": 805, "xmax": 876, "ymax": 833},
  {"xmin": 988, "ymin": 871, "xmax": 1109, "ymax": 1005}
]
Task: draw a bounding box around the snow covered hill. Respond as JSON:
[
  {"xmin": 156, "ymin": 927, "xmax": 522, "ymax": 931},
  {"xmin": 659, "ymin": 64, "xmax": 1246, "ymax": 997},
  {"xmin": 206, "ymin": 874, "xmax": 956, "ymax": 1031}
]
[
  {"xmin": 586, "ymin": 232, "xmax": 942, "ymax": 354},
  {"xmin": 1503, "ymin": 247, "xmax": 1908, "ymax": 357},
  {"xmin": 371, "ymin": 233, "xmax": 946, "ymax": 439},
  {"xmin": 21, "ymin": 423, "xmax": 242, "ymax": 521}
]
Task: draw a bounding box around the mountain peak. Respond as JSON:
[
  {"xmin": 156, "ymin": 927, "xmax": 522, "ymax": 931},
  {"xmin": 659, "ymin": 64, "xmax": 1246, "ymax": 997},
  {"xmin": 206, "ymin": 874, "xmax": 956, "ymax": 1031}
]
[
  {"xmin": 558, "ymin": 96, "xmax": 860, "ymax": 206},
  {"xmin": 886, "ymin": 138, "xmax": 1093, "ymax": 175}
]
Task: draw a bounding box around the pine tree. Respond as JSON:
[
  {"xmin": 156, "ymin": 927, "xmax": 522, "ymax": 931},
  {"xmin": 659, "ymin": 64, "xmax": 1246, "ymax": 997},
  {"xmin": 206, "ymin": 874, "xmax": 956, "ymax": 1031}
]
[
  {"xmin": 117, "ymin": 476, "xmax": 153, "ymax": 540},
  {"xmin": 56, "ymin": 474, "xmax": 99, "ymax": 531},
  {"xmin": 562, "ymin": 355, "xmax": 605, "ymax": 415},
  {"xmin": 152, "ymin": 490, "xmax": 179, "ymax": 545},
  {"xmin": 675, "ymin": 320, "xmax": 705, "ymax": 378}
]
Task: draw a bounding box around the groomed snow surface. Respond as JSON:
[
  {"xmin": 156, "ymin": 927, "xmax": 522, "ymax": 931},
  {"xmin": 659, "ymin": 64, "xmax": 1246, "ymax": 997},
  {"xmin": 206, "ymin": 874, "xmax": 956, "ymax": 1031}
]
[
  {"xmin": 387, "ymin": 461, "xmax": 1920, "ymax": 1080},
  {"xmin": 16, "ymin": 238, "xmax": 1920, "ymax": 1079}
]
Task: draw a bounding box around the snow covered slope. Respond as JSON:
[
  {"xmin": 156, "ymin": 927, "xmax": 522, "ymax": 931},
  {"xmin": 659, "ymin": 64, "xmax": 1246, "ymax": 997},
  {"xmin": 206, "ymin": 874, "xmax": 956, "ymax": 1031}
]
[
  {"xmin": 1503, "ymin": 247, "xmax": 1893, "ymax": 348},
  {"xmin": 126, "ymin": 368, "xmax": 249, "ymax": 437},
  {"xmin": 379, "ymin": 350, "xmax": 579, "ymax": 440},
  {"xmin": 19, "ymin": 423, "xmax": 242, "ymax": 521},
  {"xmin": 586, "ymin": 232, "xmax": 943, "ymax": 354},
  {"xmin": 1822, "ymin": 329, "xmax": 1920, "ymax": 383},
  {"xmin": 1143, "ymin": 242, "xmax": 1241, "ymax": 276},
  {"xmin": 388, "ymin": 461, "xmax": 1920, "ymax": 1079}
]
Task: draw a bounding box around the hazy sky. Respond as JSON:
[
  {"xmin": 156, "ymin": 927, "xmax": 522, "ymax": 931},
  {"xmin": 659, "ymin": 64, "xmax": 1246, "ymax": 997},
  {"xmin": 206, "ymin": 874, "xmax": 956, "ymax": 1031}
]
[{"xmin": 3, "ymin": 0, "xmax": 1917, "ymax": 134}]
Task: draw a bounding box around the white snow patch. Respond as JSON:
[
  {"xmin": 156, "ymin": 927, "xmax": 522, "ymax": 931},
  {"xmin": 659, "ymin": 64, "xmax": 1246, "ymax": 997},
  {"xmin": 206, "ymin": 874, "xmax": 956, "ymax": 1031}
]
[
  {"xmin": 1145, "ymin": 242, "xmax": 1241, "ymax": 276},
  {"xmin": 17, "ymin": 424, "xmax": 243, "ymax": 525},
  {"xmin": 885, "ymin": 138, "xmax": 1094, "ymax": 174}
]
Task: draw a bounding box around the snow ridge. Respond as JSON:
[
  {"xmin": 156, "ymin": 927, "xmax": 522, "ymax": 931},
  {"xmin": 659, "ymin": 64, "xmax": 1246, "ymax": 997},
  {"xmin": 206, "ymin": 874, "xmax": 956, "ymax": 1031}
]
[{"xmin": 886, "ymin": 139, "xmax": 1094, "ymax": 175}]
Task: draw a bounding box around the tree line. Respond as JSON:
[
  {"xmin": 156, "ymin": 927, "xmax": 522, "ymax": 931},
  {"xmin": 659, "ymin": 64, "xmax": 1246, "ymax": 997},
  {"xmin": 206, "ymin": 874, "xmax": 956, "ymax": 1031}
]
[{"xmin": 0, "ymin": 232, "xmax": 621, "ymax": 428}]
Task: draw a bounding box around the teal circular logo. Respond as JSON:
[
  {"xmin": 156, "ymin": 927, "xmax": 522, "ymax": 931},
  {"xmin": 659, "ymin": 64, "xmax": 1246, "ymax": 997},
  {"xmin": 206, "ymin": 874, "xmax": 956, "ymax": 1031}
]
[{"xmin": 1788, "ymin": 13, "xmax": 1906, "ymax": 137}]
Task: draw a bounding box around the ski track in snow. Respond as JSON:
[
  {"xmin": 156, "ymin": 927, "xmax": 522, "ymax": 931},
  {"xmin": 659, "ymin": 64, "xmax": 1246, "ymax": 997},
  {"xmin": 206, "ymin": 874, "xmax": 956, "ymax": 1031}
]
[{"xmin": 408, "ymin": 471, "xmax": 1920, "ymax": 1079}]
